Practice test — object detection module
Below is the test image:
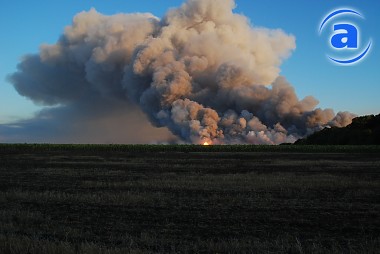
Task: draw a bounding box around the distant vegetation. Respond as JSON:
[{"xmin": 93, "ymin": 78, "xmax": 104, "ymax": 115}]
[
  {"xmin": 296, "ymin": 114, "xmax": 380, "ymax": 145},
  {"xmin": 1, "ymin": 143, "xmax": 380, "ymax": 153}
]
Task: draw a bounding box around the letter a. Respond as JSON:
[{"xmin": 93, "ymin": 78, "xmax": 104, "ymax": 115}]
[{"xmin": 331, "ymin": 24, "xmax": 358, "ymax": 48}]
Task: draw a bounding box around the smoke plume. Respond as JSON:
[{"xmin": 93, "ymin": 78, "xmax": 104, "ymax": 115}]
[{"xmin": 6, "ymin": 0, "xmax": 356, "ymax": 144}]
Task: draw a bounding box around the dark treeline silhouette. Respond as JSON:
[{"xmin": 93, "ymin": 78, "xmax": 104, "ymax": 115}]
[{"xmin": 295, "ymin": 114, "xmax": 380, "ymax": 145}]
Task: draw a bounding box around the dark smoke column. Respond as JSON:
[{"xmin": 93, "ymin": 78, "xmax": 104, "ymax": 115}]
[{"xmin": 9, "ymin": 0, "xmax": 356, "ymax": 144}]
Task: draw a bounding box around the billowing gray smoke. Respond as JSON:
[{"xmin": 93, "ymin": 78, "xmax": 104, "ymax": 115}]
[{"xmin": 8, "ymin": 0, "xmax": 356, "ymax": 144}]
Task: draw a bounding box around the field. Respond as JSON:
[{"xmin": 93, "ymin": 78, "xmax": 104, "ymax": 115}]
[{"xmin": 0, "ymin": 144, "xmax": 380, "ymax": 253}]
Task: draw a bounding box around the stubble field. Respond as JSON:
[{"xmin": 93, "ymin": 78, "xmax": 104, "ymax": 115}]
[{"xmin": 0, "ymin": 144, "xmax": 379, "ymax": 253}]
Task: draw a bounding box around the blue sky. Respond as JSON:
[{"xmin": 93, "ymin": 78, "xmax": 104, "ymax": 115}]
[{"xmin": 0, "ymin": 0, "xmax": 379, "ymax": 124}]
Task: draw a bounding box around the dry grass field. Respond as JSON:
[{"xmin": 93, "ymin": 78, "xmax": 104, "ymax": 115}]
[{"xmin": 0, "ymin": 144, "xmax": 379, "ymax": 253}]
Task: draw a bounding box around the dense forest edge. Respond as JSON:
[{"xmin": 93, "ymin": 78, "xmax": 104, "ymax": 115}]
[{"xmin": 296, "ymin": 114, "xmax": 380, "ymax": 145}]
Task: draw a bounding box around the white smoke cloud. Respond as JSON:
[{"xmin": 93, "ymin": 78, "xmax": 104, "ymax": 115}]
[{"xmin": 5, "ymin": 0, "xmax": 356, "ymax": 144}]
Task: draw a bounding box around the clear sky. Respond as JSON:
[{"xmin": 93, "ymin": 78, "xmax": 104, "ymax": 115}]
[{"xmin": 0, "ymin": 0, "xmax": 379, "ymax": 125}]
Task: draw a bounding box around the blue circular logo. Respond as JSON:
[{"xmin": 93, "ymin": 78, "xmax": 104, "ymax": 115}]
[{"xmin": 319, "ymin": 8, "xmax": 372, "ymax": 65}]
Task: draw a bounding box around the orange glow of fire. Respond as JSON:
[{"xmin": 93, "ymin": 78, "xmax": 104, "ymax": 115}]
[{"xmin": 203, "ymin": 141, "xmax": 210, "ymax": 146}]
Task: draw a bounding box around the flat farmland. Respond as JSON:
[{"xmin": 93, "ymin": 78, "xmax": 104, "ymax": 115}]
[{"xmin": 0, "ymin": 144, "xmax": 379, "ymax": 253}]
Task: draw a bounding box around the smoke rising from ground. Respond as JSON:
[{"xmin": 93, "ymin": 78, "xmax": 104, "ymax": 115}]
[
  {"xmin": 0, "ymin": 102, "xmax": 176, "ymax": 144},
  {"xmin": 5, "ymin": 0, "xmax": 356, "ymax": 144}
]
